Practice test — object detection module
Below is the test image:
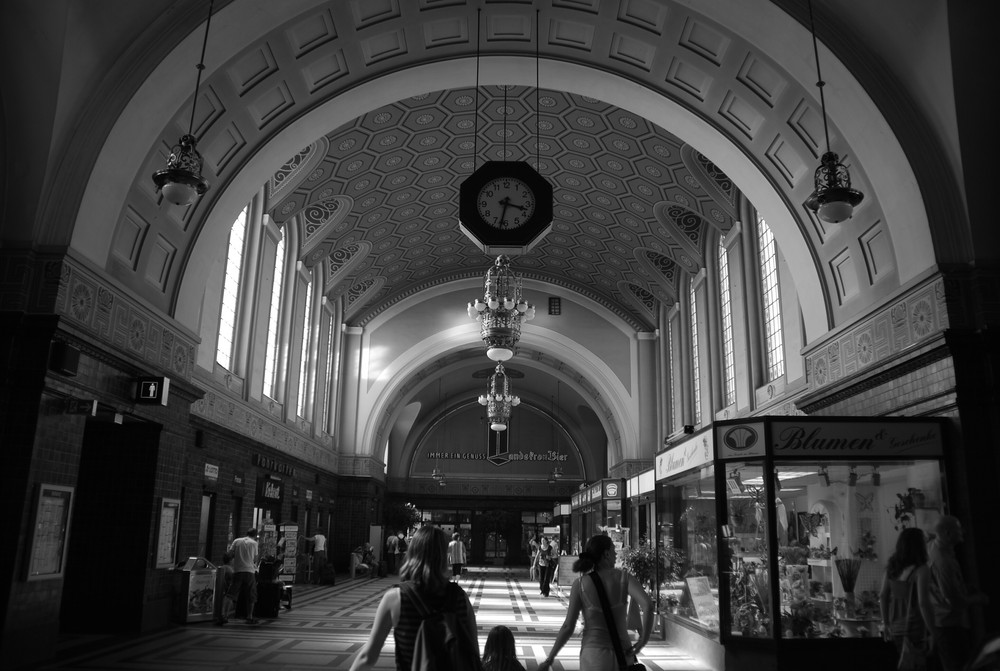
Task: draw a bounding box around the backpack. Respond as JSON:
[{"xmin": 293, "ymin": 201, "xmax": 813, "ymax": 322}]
[
  {"xmin": 397, "ymin": 537, "xmax": 407, "ymax": 553},
  {"xmin": 400, "ymin": 582, "xmax": 483, "ymax": 671}
]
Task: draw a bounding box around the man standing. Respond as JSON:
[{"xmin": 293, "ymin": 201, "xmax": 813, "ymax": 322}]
[
  {"xmin": 307, "ymin": 531, "xmax": 328, "ymax": 584},
  {"xmin": 385, "ymin": 531, "xmax": 399, "ymax": 574},
  {"xmin": 224, "ymin": 528, "xmax": 259, "ymax": 625},
  {"xmin": 447, "ymin": 532, "xmax": 467, "ymax": 582},
  {"xmin": 394, "ymin": 531, "xmax": 407, "ymax": 572},
  {"xmin": 928, "ymin": 515, "xmax": 989, "ymax": 671}
]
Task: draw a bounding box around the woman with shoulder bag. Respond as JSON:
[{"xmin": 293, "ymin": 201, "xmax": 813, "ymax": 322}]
[
  {"xmin": 539, "ymin": 534, "xmax": 653, "ymax": 671},
  {"xmin": 880, "ymin": 528, "xmax": 934, "ymax": 669}
]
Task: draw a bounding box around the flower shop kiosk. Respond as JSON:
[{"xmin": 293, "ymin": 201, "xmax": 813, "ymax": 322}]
[{"xmin": 654, "ymin": 416, "xmax": 946, "ymax": 670}]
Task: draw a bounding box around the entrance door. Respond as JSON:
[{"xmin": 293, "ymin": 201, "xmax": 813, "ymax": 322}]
[{"xmin": 60, "ymin": 417, "xmax": 162, "ymax": 633}]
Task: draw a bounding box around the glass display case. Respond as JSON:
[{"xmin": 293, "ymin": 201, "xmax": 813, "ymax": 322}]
[
  {"xmin": 714, "ymin": 417, "xmax": 946, "ymax": 669},
  {"xmin": 655, "ymin": 417, "xmax": 947, "ymax": 670}
]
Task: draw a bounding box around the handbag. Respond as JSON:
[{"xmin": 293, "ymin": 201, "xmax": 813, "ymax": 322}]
[
  {"xmin": 590, "ymin": 571, "xmax": 647, "ymax": 671},
  {"xmin": 897, "ymin": 574, "xmax": 928, "ymax": 671}
]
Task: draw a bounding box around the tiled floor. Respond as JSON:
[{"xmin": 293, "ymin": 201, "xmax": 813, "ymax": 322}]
[{"xmin": 28, "ymin": 567, "xmax": 712, "ymax": 670}]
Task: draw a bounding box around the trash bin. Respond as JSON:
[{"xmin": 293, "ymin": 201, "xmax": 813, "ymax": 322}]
[{"xmin": 173, "ymin": 557, "xmax": 218, "ymax": 623}]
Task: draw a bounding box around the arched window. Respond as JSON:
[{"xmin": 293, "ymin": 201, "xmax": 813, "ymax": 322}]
[
  {"xmin": 755, "ymin": 213, "xmax": 785, "ymax": 381},
  {"xmin": 322, "ymin": 309, "xmax": 336, "ymax": 432},
  {"xmin": 262, "ymin": 232, "xmax": 285, "ymax": 399},
  {"xmin": 688, "ymin": 278, "xmax": 701, "ymax": 421},
  {"xmin": 296, "ymin": 270, "xmax": 314, "ymax": 419},
  {"xmin": 718, "ymin": 238, "xmax": 736, "ymax": 406},
  {"xmin": 216, "ymin": 206, "xmax": 248, "ymax": 370}
]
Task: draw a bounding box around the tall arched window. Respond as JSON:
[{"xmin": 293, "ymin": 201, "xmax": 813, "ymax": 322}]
[
  {"xmin": 689, "ymin": 279, "xmax": 701, "ymax": 421},
  {"xmin": 322, "ymin": 309, "xmax": 335, "ymax": 432},
  {"xmin": 756, "ymin": 213, "xmax": 785, "ymax": 381},
  {"xmin": 296, "ymin": 271, "xmax": 314, "ymax": 418},
  {"xmin": 216, "ymin": 205, "xmax": 248, "ymax": 370},
  {"xmin": 262, "ymin": 232, "xmax": 285, "ymax": 399},
  {"xmin": 718, "ymin": 238, "xmax": 736, "ymax": 406}
]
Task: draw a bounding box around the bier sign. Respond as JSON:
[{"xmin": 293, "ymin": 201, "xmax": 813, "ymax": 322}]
[{"xmin": 136, "ymin": 377, "xmax": 170, "ymax": 405}]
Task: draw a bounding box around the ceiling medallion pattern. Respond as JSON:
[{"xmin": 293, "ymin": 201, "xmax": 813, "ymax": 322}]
[{"xmin": 270, "ymin": 86, "xmax": 736, "ymax": 329}]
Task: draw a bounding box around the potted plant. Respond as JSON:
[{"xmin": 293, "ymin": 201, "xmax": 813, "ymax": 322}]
[{"xmin": 619, "ymin": 536, "xmax": 683, "ymax": 598}]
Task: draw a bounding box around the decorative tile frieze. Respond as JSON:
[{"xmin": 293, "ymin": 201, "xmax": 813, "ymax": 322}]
[
  {"xmin": 805, "ymin": 276, "xmax": 948, "ymax": 390},
  {"xmin": 191, "ymin": 388, "xmax": 338, "ymax": 471}
]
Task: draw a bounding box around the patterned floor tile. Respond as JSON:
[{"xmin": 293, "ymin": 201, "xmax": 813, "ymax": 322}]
[{"xmin": 28, "ymin": 568, "xmax": 712, "ymax": 670}]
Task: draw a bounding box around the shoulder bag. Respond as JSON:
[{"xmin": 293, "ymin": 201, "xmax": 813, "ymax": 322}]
[
  {"xmin": 897, "ymin": 572, "xmax": 928, "ymax": 671},
  {"xmin": 590, "ymin": 571, "xmax": 646, "ymax": 671}
]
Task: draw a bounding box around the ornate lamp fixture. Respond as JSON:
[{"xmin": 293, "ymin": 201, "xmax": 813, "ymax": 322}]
[
  {"xmin": 478, "ymin": 363, "xmax": 521, "ymax": 431},
  {"xmin": 802, "ymin": 0, "xmax": 864, "ymax": 223},
  {"xmin": 467, "ymin": 255, "xmax": 535, "ymax": 361},
  {"xmin": 152, "ymin": 0, "xmax": 214, "ymax": 206}
]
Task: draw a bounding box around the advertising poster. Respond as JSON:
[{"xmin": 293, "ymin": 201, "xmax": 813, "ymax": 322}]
[{"xmin": 185, "ymin": 570, "xmax": 216, "ymax": 618}]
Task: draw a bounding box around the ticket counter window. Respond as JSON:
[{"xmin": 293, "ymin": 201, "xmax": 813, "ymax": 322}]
[{"xmin": 657, "ymin": 465, "xmax": 720, "ymax": 636}]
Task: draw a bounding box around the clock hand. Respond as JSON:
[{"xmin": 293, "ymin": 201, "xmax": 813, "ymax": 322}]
[{"xmin": 496, "ymin": 199, "xmax": 511, "ymax": 229}]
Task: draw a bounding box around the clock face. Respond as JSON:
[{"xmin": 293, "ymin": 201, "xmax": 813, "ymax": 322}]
[{"xmin": 476, "ymin": 177, "xmax": 536, "ymax": 229}]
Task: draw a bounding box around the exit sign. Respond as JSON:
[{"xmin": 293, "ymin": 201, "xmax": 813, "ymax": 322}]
[{"xmin": 136, "ymin": 377, "xmax": 170, "ymax": 405}]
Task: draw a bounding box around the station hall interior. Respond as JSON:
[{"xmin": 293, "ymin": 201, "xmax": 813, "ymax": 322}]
[{"xmin": 1, "ymin": 0, "xmax": 997, "ymax": 669}]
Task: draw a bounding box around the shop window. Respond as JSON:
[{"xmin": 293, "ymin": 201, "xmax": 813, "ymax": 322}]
[
  {"xmin": 724, "ymin": 462, "xmax": 772, "ymax": 638},
  {"xmin": 657, "ymin": 465, "xmax": 720, "ymax": 635},
  {"xmin": 774, "ymin": 460, "xmax": 943, "ymax": 639}
]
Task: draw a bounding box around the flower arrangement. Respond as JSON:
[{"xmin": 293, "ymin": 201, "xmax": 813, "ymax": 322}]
[
  {"xmin": 782, "ymin": 598, "xmax": 833, "ymax": 638},
  {"xmin": 809, "ymin": 544, "xmax": 837, "ymax": 560},
  {"xmin": 855, "ymin": 531, "xmax": 877, "ymax": 560},
  {"xmin": 779, "ymin": 545, "xmax": 809, "ymax": 566}
]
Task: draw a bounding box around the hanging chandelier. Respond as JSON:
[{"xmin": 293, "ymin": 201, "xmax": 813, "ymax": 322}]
[
  {"xmin": 478, "ymin": 363, "xmax": 521, "ymax": 431},
  {"xmin": 467, "ymin": 255, "xmax": 535, "ymax": 361},
  {"xmin": 802, "ymin": 0, "xmax": 864, "ymax": 224},
  {"xmin": 152, "ymin": 0, "xmax": 214, "ymax": 206}
]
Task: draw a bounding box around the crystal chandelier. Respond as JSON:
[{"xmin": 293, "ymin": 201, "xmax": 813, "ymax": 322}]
[
  {"xmin": 467, "ymin": 255, "xmax": 535, "ymax": 362},
  {"xmin": 478, "ymin": 363, "xmax": 521, "ymax": 431}
]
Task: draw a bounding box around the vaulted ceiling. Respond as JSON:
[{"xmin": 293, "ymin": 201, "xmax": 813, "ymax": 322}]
[{"xmin": 267, "ymin": 85, "xmax": 738, "ymax": 331}]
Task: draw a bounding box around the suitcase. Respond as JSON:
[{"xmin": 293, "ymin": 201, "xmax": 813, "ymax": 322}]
[{"xmin": 256, "ymin": 581, "xmax": 282, "ymax": 618}]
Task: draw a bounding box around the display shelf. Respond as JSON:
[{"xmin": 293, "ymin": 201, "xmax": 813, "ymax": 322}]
[{"xmin": 807, "ymin": 558, "xmax": 831, "ymax": 567}]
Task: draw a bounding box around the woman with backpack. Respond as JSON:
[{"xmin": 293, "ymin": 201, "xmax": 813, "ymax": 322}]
[{"xmin": 349, "ymin": 525, "xmax": 483, "ymax": 671}]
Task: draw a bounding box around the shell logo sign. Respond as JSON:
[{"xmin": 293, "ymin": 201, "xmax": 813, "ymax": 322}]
[
  {"xmin": 723, "ymin": 426, "xmax": 758, "ymax": 451},
  {"xmin": 716, "ymin": 422, "xmax": 766, "ymax": 458},
  {"xmin": 605, "ymin": 482, "xmax": 619, "ymax": 497}
]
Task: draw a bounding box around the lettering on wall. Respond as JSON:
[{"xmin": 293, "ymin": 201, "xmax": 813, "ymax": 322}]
[{"xmin": 253, "ymin": 453, "xmax": 296, "ymax": 477}]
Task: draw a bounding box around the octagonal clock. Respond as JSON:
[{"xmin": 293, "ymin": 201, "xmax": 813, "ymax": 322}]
[{"xmin": 459, "ymin": 161, "xmax": 553, "ymax": 255}]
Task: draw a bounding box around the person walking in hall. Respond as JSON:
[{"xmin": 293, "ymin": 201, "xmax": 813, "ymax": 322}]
[
  {"xmin": 385, "ymin": 531, "xmax": 399, "ymax": 574},
  {"xmin": 927, "ymin": 515, "xmax": 990, "ymax": 671},
  {"xmin": 348, "ymin": 525, "xmax": 482, "ymax": 671},
  {"xmin": 879, "ymin": 528, "xmax": 935, "ymax": 658},
  {"xmin": 448, "ymin": 531, "xmax": 467, "ymax": 582},
  {"xmin": 223, "ymin": 528, "xmax": 260, "ymax": 625},
  {"xmin": 537, "ymin": 536, "xmax": 557, "ymax": 597},
  {"xmin": 394, "ymin": 530, "xmax": 407, "ymax": 571},
  {"xmin": 305, "ymin": 530, "xmax": 328, "ymax": 584},
  {"xmin": 538, "ymin": 534, "xmax": 654, "ymax": 671}
]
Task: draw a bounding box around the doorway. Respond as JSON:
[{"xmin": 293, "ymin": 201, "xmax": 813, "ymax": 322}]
[{"xmin": 60, "ymin": 417, "xmax": 162, "ymax": 633}]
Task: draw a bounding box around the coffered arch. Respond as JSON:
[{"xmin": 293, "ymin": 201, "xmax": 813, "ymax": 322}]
[{"xmin": 62, "ymin": 0, "xmax": 934, "ymax": 351}]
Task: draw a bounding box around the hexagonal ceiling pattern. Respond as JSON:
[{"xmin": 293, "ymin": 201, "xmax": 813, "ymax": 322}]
[{"xmin": 268, "ymin": 85, "xmax": 738, "ymax": 331}]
